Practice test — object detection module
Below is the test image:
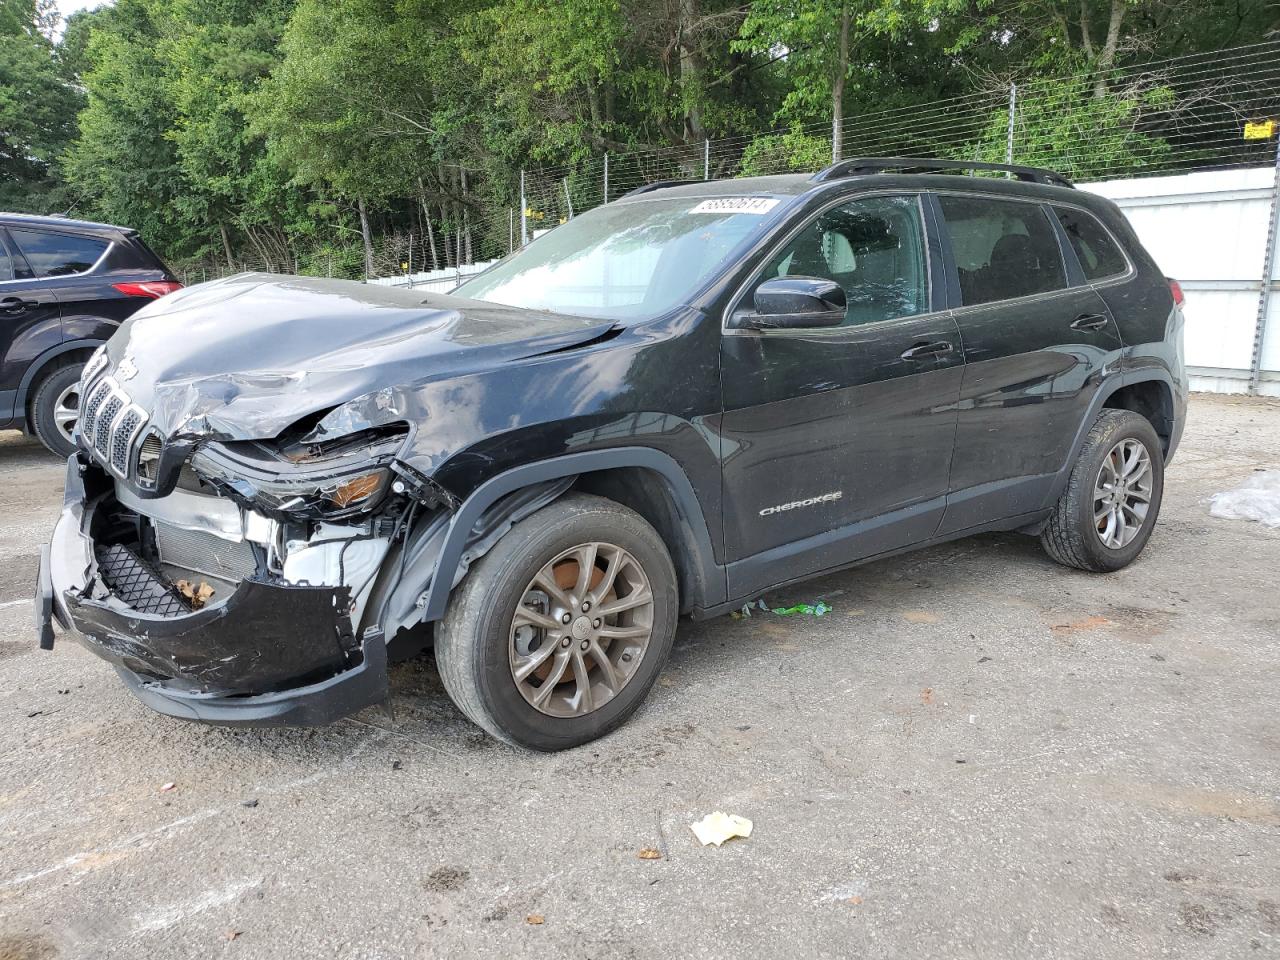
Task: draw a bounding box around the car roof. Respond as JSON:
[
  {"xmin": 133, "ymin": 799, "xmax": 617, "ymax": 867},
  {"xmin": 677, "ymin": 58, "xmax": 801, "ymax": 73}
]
[
  {"xmin": 616, "ymin": 169, "xmax": 1088, "ymax": 206},
  {"xmin": 0, "ymin": 211, "xmax": 134, "ymax": 238},
  {"xmin": 615, "ymin": 174, "xmax": 815, "ymax": 202}
]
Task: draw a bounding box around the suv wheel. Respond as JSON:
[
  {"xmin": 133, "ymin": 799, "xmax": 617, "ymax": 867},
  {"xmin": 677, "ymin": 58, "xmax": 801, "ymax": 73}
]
[
  {"xmin": 30, "ymin": 364, "xmax": 85, "ymax": 459},
  {"xmin": 434, "ymin": 493, "xmax": 678, "ymax": 750},
  {"xmin": 1041, "ymin": 409, "xmax": 1165, "ymax": 572}
]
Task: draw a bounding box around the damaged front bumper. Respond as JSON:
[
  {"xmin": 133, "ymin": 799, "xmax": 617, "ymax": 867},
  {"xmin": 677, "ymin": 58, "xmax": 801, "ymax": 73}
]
[{"xmin": 37, "ymin": 458, "xmax": 390, "ymax": 726}]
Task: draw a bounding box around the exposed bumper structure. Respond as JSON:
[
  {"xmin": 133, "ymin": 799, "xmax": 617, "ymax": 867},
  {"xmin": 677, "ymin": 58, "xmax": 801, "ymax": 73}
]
[{"xmin": 37, "ymin": 458, "xmax": 390, "ymax": 726}]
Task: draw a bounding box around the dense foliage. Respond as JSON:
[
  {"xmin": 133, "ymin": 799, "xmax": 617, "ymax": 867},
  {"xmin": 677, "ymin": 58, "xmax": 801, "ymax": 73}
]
[{"xmin": 1, "ymin": 0, "xmax": 1274, "ymax": 276}]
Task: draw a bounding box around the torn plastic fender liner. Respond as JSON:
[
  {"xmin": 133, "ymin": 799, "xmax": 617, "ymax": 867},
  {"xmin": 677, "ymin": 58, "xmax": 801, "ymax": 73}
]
[
  {"xmin": 380, "ymin": 476, "xmax": 576, "ymax": 636},
  {"xmin": 67, "ymin": 577, "xmax": 358, "ymax": 694}
]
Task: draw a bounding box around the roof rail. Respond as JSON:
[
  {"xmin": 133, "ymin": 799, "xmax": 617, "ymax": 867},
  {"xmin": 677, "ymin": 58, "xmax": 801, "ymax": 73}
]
[
  {"xmin": 810, "ymin": 157, "xmax": 1075, "ymax": 189},
  {"xmin": 618, "ymin": 179, "xmax": 705, "ymax": 199}
]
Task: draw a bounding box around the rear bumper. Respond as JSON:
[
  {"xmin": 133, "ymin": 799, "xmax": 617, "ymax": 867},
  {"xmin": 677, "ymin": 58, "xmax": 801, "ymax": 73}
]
[{"xmin": 37, "ymin": 457, "xmax": 390, "ymax": 726}]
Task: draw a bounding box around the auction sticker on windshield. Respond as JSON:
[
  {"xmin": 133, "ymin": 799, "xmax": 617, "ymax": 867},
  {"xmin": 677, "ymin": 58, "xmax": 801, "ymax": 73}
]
[{"xmin": 690, "ymin": 197, "xmax": 781, "ymax": 215}]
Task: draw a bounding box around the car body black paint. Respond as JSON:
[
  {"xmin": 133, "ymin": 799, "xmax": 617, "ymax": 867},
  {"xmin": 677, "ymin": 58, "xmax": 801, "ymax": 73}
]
[
  {"xmin": 38, "ymin": 166, "xmax": 1186, "ymax": 726},
  {"xmin": 0, "ymin": 212, "xmax": 178, "ymax": 429}
]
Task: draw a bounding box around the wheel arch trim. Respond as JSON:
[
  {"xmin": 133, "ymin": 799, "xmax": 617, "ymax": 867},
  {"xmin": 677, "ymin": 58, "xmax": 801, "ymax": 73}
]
[
  {"xmin": 16, "ymin": 339, "xmax": 107, "ymax": 427},
  {"xmin": 1043, "ymin": 368, "xmax": 1177, "ymax": 509},
  {"xmin": 419, "ymin": 447, "xmax": 724, "ymax": 622}
]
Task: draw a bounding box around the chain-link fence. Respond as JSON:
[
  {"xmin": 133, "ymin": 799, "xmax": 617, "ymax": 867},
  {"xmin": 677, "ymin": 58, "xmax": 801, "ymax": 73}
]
[{"xmin": 175, "ymin": 39, "xmax": 1280, "ymax": 287}]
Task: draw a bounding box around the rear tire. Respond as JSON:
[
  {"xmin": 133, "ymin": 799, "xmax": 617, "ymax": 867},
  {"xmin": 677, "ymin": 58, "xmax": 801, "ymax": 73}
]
[
  {"xmin": 30, "ymin": 364, "xmax": 84, "ymax": 459},
  {"xmin": 1040, "ymin": 409, "xmax": 1165, "ymax": 572},
  {"xmin": 434, "ymin": 493, "xmax": 678, "ymax": 751}
]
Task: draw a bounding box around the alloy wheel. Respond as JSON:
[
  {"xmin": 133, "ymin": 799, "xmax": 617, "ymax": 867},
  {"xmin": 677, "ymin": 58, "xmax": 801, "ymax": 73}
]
[
  {"xmin": 1093, "ymin": 437, "xmax": 1153, "ymax": 549},
  {"xmin": 52, "ymin": 381, "xmax": 81, "ymax": 448},
  {"xmin": 508, "ymin": 541, "xmax": 655, "ymax": 718}
]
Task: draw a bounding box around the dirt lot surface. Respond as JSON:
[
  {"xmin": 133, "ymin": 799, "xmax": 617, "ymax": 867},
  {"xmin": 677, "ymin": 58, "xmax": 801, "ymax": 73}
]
[{"xmin": 1, "ymin": 393, "xmax": 1278, "ymax": 960}]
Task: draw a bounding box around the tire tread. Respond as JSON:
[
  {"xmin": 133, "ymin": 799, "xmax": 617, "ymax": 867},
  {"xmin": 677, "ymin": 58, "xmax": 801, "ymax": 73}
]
[
  {"xmin": 1040, "ymin": 409, "xmax": 1162, "ymax": 572},
  {"xmin": 433, "ymin": 492, "xmax": 677, "ymax": 750}
]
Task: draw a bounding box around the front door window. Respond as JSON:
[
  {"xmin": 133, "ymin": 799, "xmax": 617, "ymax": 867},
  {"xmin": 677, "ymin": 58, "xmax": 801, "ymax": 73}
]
[{"xmin": 760, "ymin": 195, "xmax": 929, "ymax": 326}]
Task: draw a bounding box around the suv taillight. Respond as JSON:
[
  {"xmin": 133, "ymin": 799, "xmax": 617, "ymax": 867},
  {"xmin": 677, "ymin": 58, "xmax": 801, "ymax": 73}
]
[
  {"xmin": 1168, "ymin": 278, "xmax": 1185, "ymax": 307},
  {"xmin": 112, "ymin": 280, "xmax": 183, "ymax": 299}
]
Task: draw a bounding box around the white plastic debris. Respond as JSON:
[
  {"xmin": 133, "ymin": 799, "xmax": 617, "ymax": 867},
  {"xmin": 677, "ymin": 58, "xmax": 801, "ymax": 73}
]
[
  {"xmin": 690, "ymin": 811, "xmax": 753, "ymax": 846},
  {"xmin": 1209, "ymin": 471, "xmax": 1280, "ymax": 527}
]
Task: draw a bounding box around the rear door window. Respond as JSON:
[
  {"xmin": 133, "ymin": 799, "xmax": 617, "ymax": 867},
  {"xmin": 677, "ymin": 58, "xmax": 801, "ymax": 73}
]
[
  {"xmin": 937, "ymin": 196, "xmax": 1067, "ymax": 305},
  {"xmin": 8, "ymin": 229, "xmax": 109, "ymax": 278},
  {"xmin": 1053, "ymin": 206, "xmax": 1128, "ymax": 280},
  {"xmin": 0, "ymin": 238, "xmax": 13, "ymax": 282}
]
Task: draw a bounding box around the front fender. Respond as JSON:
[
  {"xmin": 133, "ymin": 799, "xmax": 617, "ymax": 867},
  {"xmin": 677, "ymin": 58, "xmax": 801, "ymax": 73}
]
[{"xmin": 400, "ymin": 448, "xmax": 724, "ymax": 627}]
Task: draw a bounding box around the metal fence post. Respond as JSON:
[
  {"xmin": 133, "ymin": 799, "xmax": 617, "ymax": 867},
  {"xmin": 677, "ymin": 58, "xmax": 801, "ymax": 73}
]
[
  {"xmin": 1006, "ymin": 82, "xmax": 1017, "ymax": 171},
  {"xmin": 1248, "ymin": 135, "xmax": 1280, "ymax": 394},
  {"xmin": 603, "ymin": 153, "xmax": 609, "ymax": 204},
  {"xmin": 519, "ymin": 169, "xmax": 528, "ymax": 246},
  {"xmin": 563, "ymin": 177, "xmax": 574, "ymax": 218},
  {"xmin": 704, "ymin": 139, "xmax": 710, "ymax": 180}
]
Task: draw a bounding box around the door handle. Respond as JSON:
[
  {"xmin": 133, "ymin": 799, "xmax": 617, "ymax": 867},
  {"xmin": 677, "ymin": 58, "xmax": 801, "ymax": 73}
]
[
  {"xmin": 0, "ymin": 296, "xmax": 35, "ymax": 315},
  {"xmin": 1070, "ymin": 313, "xmax": 1109, "ymax": 331},
  {"xmin": 901, "ymin": 340, "xmax": 953, "ymax": 360}
]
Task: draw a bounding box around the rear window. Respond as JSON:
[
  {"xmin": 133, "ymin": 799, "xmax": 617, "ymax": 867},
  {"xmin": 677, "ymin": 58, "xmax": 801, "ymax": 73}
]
[
  {"xmin": 9, "ymin": 229, "xmax": 110, "ymax": 278},
  {"xmin": 1054, "ymin": 206, "xmax": 1128, "ymax": 280},
  {"xmin": 938, "ymin": 196, "xmax": 1067, "ymax": 305}
]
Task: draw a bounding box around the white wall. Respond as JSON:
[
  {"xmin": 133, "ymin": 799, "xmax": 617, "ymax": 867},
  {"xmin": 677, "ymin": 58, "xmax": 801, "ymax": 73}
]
[
  {"xmin": 1083, "ymin": 167, "xmax": 1279, "ymax": 396},
  {"xmin": 368, "ymin": 260, "xmax": 498, "ymax": 293}
]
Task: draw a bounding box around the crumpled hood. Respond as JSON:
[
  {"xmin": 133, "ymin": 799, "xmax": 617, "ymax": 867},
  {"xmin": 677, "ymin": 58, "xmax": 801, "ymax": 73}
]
[{"xmin": 104, "ymin": 273, "xmax": 615, "ymax": 441}]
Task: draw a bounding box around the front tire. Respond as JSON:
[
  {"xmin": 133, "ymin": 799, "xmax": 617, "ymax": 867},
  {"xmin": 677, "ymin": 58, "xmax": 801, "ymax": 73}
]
[
  {"xmin": 30, "ymin": 364, "xmax": 84, "ymax": 459},
  {"xmin": 1040, "ymin": 409, "xmax": 1165, "ymax": 572},
  {"xmin": 434, "ymin": 493, "xmax": 678, "ymax": 750}
]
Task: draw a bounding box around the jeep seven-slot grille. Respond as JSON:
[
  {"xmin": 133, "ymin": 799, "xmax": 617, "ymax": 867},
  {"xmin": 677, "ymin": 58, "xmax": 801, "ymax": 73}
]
[
  {"xmin": 79, "ymin": 375, "xmax": 151, "ymax": 480},
  {"xmin": 111, "ymin": 410, "xmax": 143, "ymax": 472}
]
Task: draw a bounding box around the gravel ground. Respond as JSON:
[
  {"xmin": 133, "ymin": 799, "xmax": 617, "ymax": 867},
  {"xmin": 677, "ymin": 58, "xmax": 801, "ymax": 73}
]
[{"xmin": 0, "ymin": 393, "xmax": 1278, "ymax": 960}]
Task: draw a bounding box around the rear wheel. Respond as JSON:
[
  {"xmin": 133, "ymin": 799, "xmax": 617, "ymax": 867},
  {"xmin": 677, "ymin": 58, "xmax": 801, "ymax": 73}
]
[
  {"xmin": 434, "ymin": 493, "xmax": 678, "ymax": 750},
  {"xmin": 30, "ymin": 364, "xmax": 84, "ymax": 459},
  {"xmin": 1040, "ymin": 409, "xmax": 1165, "ymax": 572}
]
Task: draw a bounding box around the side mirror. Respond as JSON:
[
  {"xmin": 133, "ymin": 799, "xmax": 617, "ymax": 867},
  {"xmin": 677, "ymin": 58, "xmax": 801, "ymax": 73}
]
[{"xmin": 741, "ymin": 276, "xmax": 846, "ymax": 329}]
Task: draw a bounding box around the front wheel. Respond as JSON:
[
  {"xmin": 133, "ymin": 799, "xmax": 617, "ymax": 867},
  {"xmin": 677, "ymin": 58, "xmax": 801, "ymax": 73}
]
[
  {"xmin": 434, "ymin": 493, "xmax": 678, "ymax": 750},
  {"xmin": 30, "ymin": 364, "xmax": 85, "ymax": 459},
  {"xmin": 1041, "ymin": 409, "xmax": 1165, "ymax": 572}
]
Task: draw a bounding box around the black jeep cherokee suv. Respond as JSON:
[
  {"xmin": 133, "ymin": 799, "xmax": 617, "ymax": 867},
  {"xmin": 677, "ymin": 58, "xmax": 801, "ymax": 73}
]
[
  {"xmin": 36, "ymin": 159, "xmax": 1185, "ymax": 750},
  {"xmin": 0, "ymin": 213, "xmax": 180, "ymax": 457}
]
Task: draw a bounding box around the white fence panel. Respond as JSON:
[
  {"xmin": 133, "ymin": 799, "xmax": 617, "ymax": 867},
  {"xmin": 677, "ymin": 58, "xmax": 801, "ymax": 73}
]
[
  {"xmin": 368, "ymin": 260, "xmax": 499, "ymax": 293},
  {"xmin": 1084, "ymin": 167, "xmax": 1278, "ymax": 396}
]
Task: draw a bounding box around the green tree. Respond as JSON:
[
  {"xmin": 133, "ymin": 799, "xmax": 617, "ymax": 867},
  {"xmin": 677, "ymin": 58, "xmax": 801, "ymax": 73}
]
[
  {"xmin": 734, "ymin": 0, "xmax": 964, "ymax": 162},
  {"xmin": 0, "ymin": 0, "xmax": 82, "ymax": 211},
  {"xmin": 62, "ymin": 0, "xmax": 191, "ymax": 247},
  {"xmin": 253, "ymin": 0, "xmax": 446, "ymax": 275}
]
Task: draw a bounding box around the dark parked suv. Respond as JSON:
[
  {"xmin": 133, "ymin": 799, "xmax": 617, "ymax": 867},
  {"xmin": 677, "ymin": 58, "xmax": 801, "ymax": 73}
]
[
  {"xmin": 36, "ymin": 159, "xmax": 1185, "ymax": 750},
  {"xmin": 0, "ymin": 213, "xmax": 180, "ymax": 457}
]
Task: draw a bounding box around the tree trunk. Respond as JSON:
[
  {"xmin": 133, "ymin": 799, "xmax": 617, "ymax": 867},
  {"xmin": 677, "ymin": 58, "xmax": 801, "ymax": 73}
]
[
  {"xmin": 461, "ymin": 167, "xmax": 473, "ymax": 264},
  {"xmin": 218, "ymin": 223, "xmax": 234, "ymax": 270},
  {"xmin": 1093, "ymin": 0, "xmax": 1126, "ymax": 98},
  {"xmin": 436, "ymin": 165, "xmax": 455, "ymax": 268},
  {"xmin": 244, "ymin": 226, "xmax": 274, "ymax": 272},
  {"xmin": 451, "ymin": 166, "xmax": 464, "ymax": 267},
  {"xmin": 418, "ymin": 177, "xmax": 439, "ymax": 271},
  {"xmin": 357, "ymin": 198, "xmax": 374, "ymax": 279},
  {"xmin": 677, "ymin": 0, "xmax": 705, "ymax": 142},
  {"xmin": 832, "ymin": 4, "xmax": 850, "ymax": 163},
  {"xmin": 1078, "ymin": 0, "xmax": 1095, "ymax": 59}
]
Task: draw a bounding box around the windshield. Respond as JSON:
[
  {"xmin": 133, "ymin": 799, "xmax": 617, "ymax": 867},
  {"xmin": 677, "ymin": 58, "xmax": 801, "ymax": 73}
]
[{"xmin": 455, "ymin": 195, "xmax": 785, "ymax": 320}]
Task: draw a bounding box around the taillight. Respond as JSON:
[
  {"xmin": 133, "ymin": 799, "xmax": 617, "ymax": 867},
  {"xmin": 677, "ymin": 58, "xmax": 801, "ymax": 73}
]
[
  {"xmin": 112, "ymin": 280, "xmax": 183, "ymax": 299},
  {"xmin": 1168, "ymin": 278, "xmax": 1185, "ymax": 307}
]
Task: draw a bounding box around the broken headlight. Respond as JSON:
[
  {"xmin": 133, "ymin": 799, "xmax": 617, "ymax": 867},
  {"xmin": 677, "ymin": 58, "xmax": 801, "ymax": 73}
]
[{"xmin": 189, "ymin": 426, "xmax": 408, "ymax": 520}]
